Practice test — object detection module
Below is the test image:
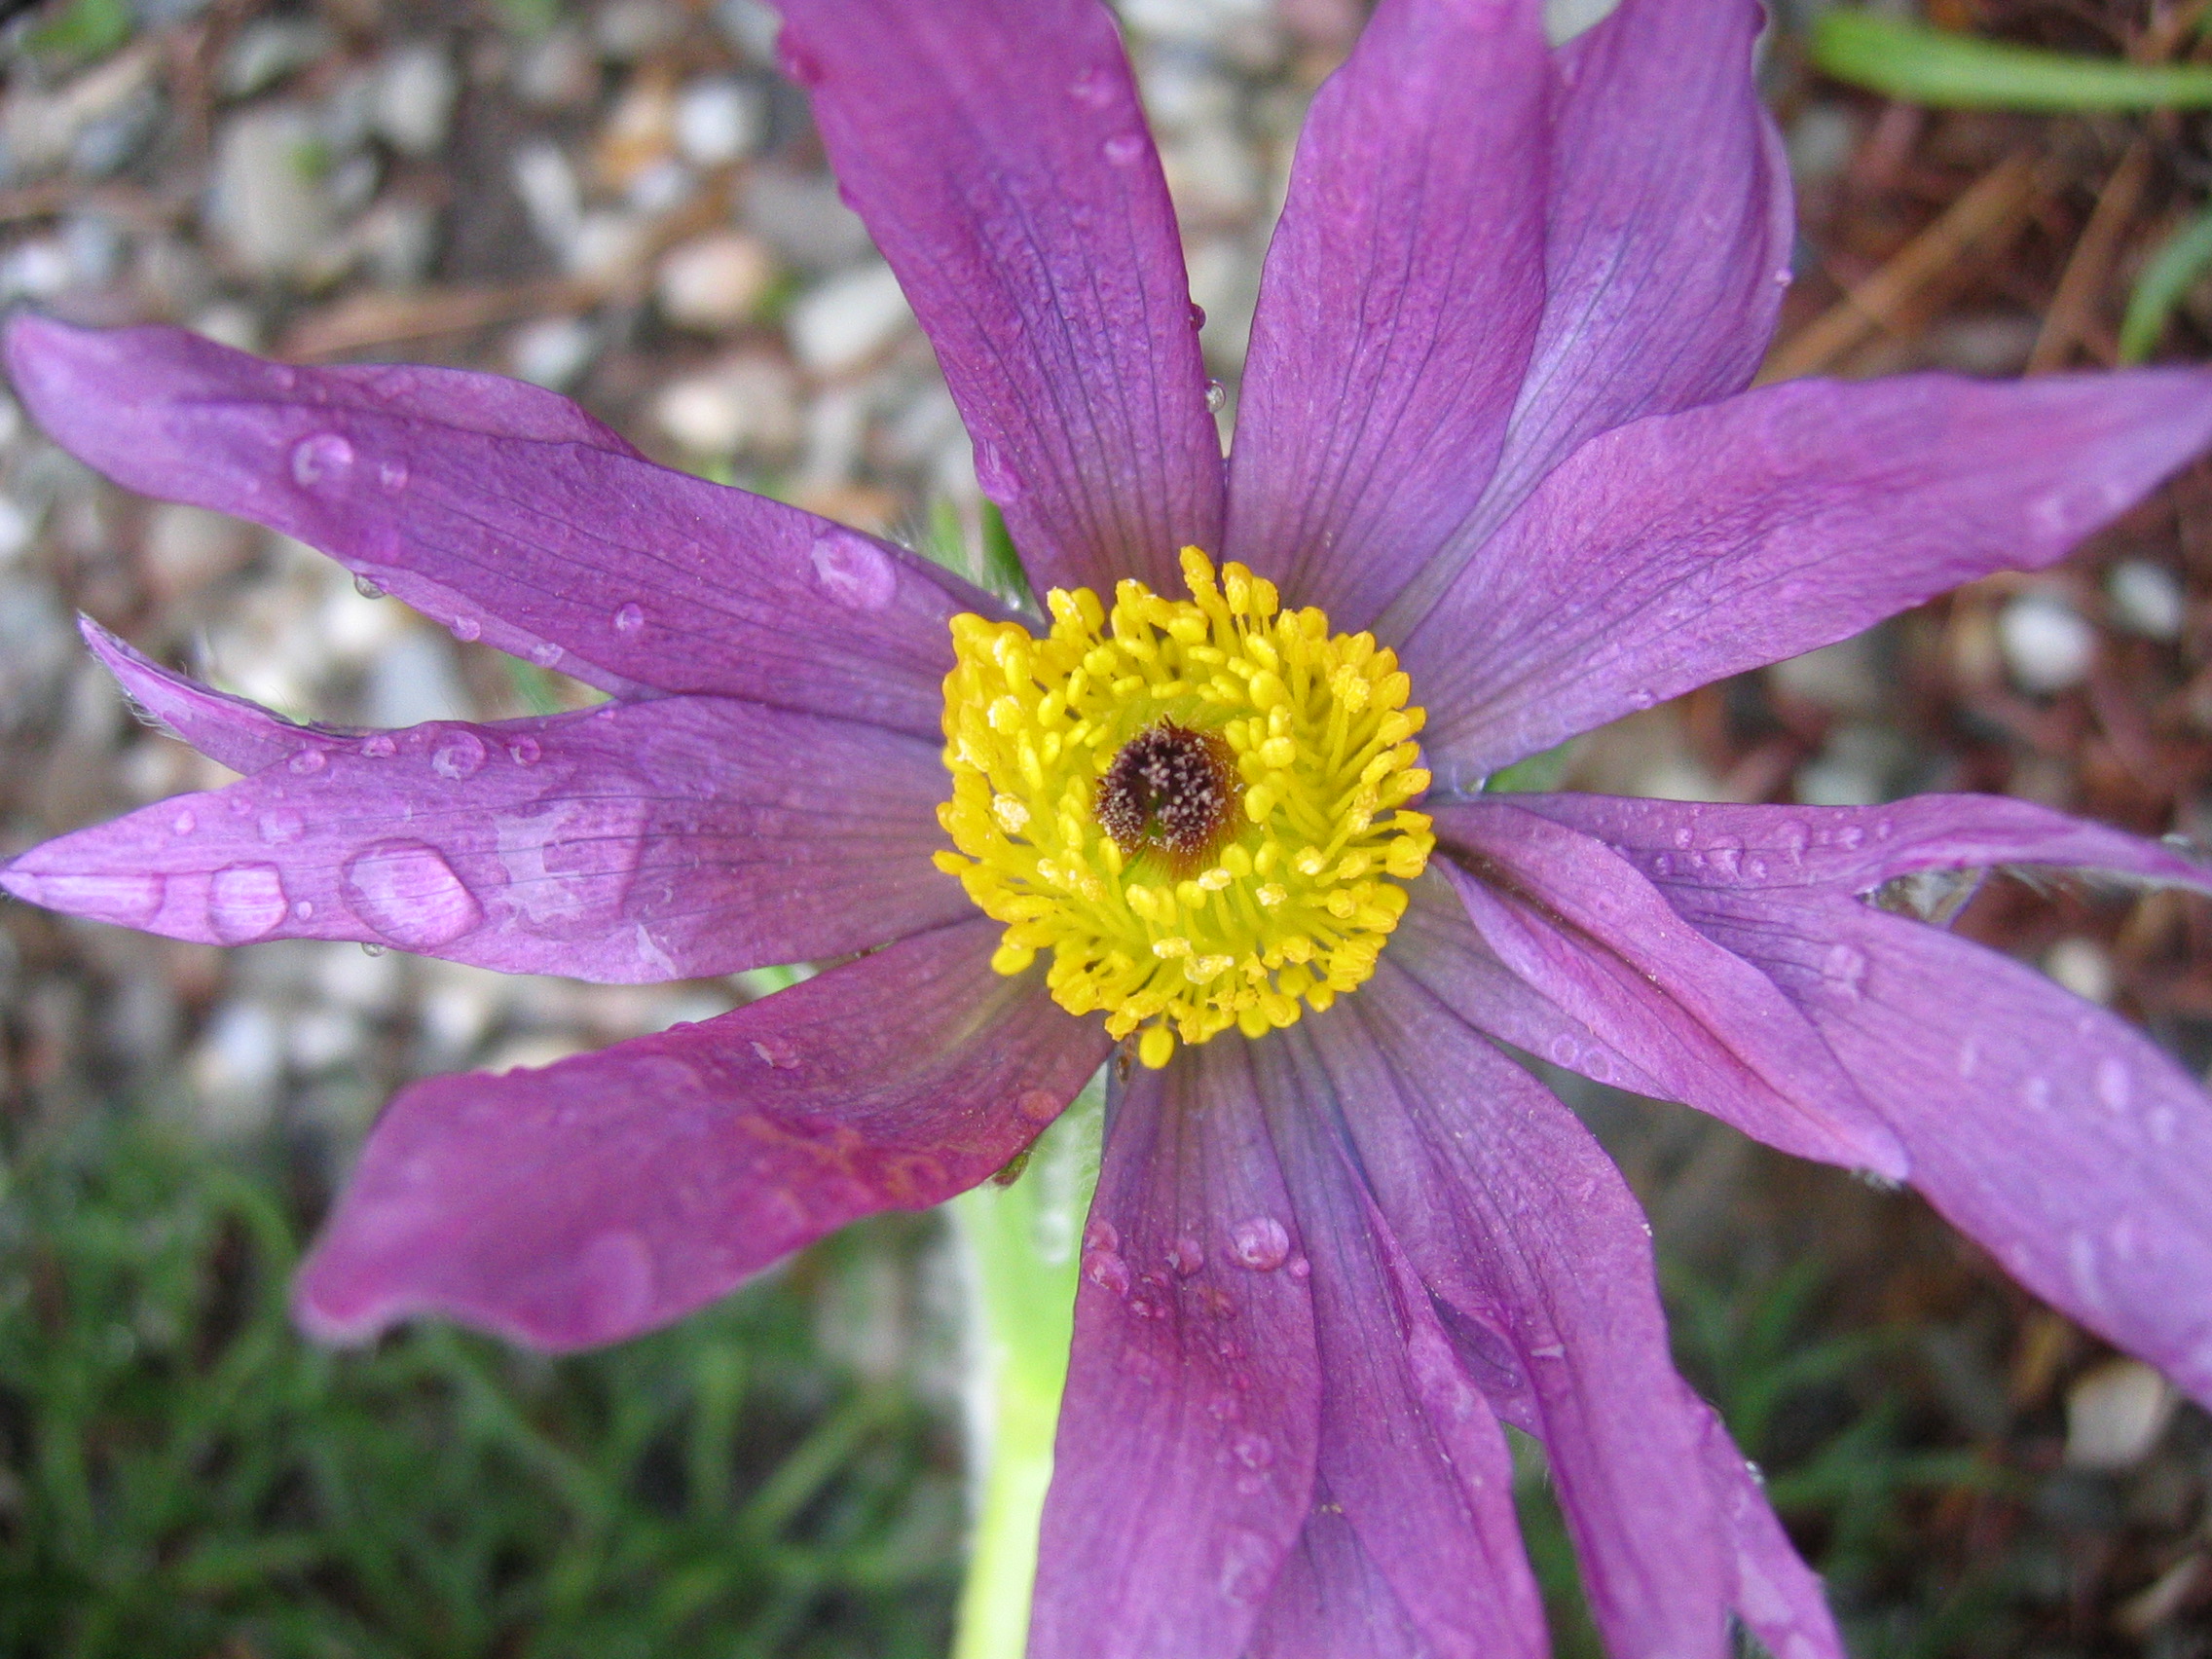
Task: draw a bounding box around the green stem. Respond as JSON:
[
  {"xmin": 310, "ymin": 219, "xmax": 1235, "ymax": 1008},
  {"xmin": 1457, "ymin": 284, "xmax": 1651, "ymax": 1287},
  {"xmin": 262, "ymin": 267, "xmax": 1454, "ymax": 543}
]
[
  {"xmin": 949, "ymin": 1074, "xmax": 1105, "ymax": 1659},
  {"xmin": 1812, "ymin": 12, "xmax": 2212, "ymax": 111}
]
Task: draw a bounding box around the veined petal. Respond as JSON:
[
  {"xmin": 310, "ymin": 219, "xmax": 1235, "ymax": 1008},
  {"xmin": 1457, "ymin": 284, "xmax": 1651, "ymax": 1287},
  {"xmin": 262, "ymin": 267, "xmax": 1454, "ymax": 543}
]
[
  {"xmin": 1318, "ymin": 966, "xmax": 1734, "ymax": 1659},
  {"xmin": 1032, "ymin": 1045, "xmax": 1318, "ymax": 1659},
  {"xmin": 1426, "ymin": 800, "xmax": 1905, "ymax": 1174},
  {"xmin": 1382, "ymin": 0, "xmax": 1791, "ymax": 630},
  {"xmin": 1245, "ymin": 1490, "xmax": 1440, "ymax": 1659},
  {"xmin": 6, "ymin": 317, "xmax": 992, "ymax": 737},
  {"xmin": 295, "ymin": 919, "xmax": 1107, "ymax": 1350},
  {"xmin": 1511, "ymin": 791, "xmax": 2212, "ymax": 899},
  {"xmin": 775, "ymin": 0, "xmax": 1222, "ymax": 599},
  {"xmin": 1671, "ymin": 883, "xmax": 2212, "ymax": 1408},
  {"xmin": 1258, "ymin": 1034, "xmax": 1548, "ymax": 1659},
  {"xmin": 1406, "ymin": 371, "xmax": 2212, "ymax": 784},
  {"xmin": 1225, "ymin": 0, "xmax": 1548, "ymax": 628},
  {"xmin": 82, "ymin": 618, "xmax": 355, "ymax": 776},
  {"xmin": 1685, "ymin": 1390, "xmax": 1846, "ymax": 1659},
  {"xmin": 1, "ymin": 693, "xmax": 965, "ymax": 981}
]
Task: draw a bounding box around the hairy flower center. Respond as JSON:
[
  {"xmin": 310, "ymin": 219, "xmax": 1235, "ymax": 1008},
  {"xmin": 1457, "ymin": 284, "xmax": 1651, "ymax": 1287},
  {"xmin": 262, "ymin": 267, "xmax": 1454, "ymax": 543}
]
[{"xmin": 935, "ymin": 548, "xmax": 1434, "ymax": 1069}]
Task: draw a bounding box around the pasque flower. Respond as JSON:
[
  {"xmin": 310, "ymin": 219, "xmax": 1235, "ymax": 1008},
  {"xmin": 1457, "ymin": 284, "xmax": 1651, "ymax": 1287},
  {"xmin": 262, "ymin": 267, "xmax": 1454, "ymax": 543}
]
[{"xmin": 11, "ymin": 0, "xmax": 2212, "ymax": 1650}]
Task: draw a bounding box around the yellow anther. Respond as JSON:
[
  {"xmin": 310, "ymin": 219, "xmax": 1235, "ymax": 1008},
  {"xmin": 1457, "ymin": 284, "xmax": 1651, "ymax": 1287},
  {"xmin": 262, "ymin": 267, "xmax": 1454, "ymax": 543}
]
[{"xmin": 937, "ymin": 549, "xmax": 1434, "ymax": 1057}]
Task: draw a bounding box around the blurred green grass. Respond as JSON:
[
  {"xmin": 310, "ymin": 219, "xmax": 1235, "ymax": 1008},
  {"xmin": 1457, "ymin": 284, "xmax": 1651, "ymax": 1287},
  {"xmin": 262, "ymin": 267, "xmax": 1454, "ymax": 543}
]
[{"xmin": 0, "ymin": 1109, "xmax": 962, "ymax": 1659}]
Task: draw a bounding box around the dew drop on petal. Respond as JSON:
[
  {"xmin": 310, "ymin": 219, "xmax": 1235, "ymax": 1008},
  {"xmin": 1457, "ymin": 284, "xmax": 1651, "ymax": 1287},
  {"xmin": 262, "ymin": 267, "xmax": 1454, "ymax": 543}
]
[
  {"xmin": 449, "ymin": 615, "xmax": 483, "ymax": 644},
  {"xmin": 378, "ymin": 458, "xmax": 409, "ymax": 493},
  {"xmin": 1204, "ymin": 380, "xmax": 1227, "ymax": 414},
  {"xmin": 292, "ymin": 899, "xmax": 314, "ymax": 920},
  {"xmin": 1189, "ymin": 301, "xmax": 1207, "ymax": 329},
  {"xmin": 774, "ymin": 30, "xmax": 825, "ymax": 86},
  {"xmin": 611, "ymin": 602, "xmax": 646, "ymax": 635},
  {"xmin": 749, "ymin": 1035, "xmax": 800, "ymax": 1070},
  {"xmin": 529, "ymin": 641, "xmax": 564, "ymax": 668},
  {"xmin": 1083, "ymin": 1245, "xmax": 1131, "ymax": 1297},
  {"xmin": 207, "ymin": 863, "xmax": 288, "ymax": 942},
  {"xmin": 1231, "ymin": 1429, "xmax": 1274, "ymax": 1469},
  {"xmin": 1285, "ymin": 1255, "xmax": 1310, "ymax": 1281},
  {"xmin": 1229, "ymin": 1216, "xmax": 1290, "ymax": 1272},
  {"xmin": 507, "ymin": 735, "xmax": 542, "ymax": 766},
  {"xmin": 169, "ymin": 809, "xmax": 196, "ymax": 835},
  {"xmin": 1084, "ymin": 1218, "xmax": 1121, "ymax": 1253},
  {"xmin": 289, "ymin": 748, "xmax": 326, "ymax": 775},
  {"xmin": 1014, "ymin": 1088, "xmax": 1058, "ymax": 1124},
  {"xmin": 1820, "ymin": 943, "xmax": 1866, "ymax": 997},
  {"xmin": 353, "ymin": 573, "xmax": 386, "ymax": 600},
  {"xmin": 810, "ymin": 530, "xmax": 897, "ymax": 612},
  {"xmin": 360, "ymin": 941, "xmax": 387, "ymax": 956},
  {"xmin": 1217, "ymin": 1528, "xmax": 1274, "ymax": 1604},
  {"xmin": 2095, "ymin": 1056, "xmax": 2132, "ymax": 1113},
  {"xmin": 289, "ymin": 432, "xmax": 354, "ymax": 490},
  {"xmin": 1166, "ymin": 1235, "xmax": 1205, "ymax": 1277},
  {"xmin": 342, "ymin": 840, "xmax": 484, "ymax": 949},
  {"xmin": 430, "ymin": 730, "xmax": 487, "ymax": 781},
  {"xmin": 258, "ymin": 809, "xmax": 305, "ymax": 845},
  {"xmin": 1102, "ymin": 131, "xmax": 1146, "ymax": 166},
  {"xmin": 1626, "ymin": 688, "xmax": 1654, "ymax": 710},
  {"xmin": 1068, "ymin": 62, "xmax": 1118, "ymax": 107}
]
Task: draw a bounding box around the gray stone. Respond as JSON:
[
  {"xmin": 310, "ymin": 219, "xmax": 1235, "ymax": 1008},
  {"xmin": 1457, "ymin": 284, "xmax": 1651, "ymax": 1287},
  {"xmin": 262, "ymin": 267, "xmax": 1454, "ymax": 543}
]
[
  {"xmin": 1999, "ymin": 591, "xmax": 2098, "ymax": 694},
  {"xmin": 208, "ymin": 105, "xmax": 338, "ymax": 279},
  {"xmin": 788, "ymin": 261, "xmax": 913, "ymax": 374},
  {"xmin": 372, "ymin": 41, "xmax": 460, "ymax": 159}
]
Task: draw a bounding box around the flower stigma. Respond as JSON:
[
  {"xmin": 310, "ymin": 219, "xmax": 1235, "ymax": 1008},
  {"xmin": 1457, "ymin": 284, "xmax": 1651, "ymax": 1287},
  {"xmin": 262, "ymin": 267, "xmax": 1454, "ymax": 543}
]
[{"xmin": 935, "ymin": 547, "xmax": 1434, "ymax": 1070}]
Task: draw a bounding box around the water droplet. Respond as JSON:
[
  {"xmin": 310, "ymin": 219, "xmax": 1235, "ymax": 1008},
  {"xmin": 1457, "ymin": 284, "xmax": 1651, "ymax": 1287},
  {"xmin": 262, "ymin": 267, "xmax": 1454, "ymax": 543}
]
[
  {"xmin": 292, "ymin": 899, "xmax": 314, "ymax": 920},
  {"xmin": 288, "ymin": 748, "xmax": 326, "ymax": 775},
  {"xmin": 342, "ymin": 840, "xmax": 484, "ymax": 949},
  {"xmin": 973, "ymin": 439, "xmax": 1025, "ymax": 505},
  {"xmin": 611, "ymin": 602, "xmax": 646, "ymax": 635},
  {"xmin": 207, "ymin": 863, "xmax": 288, "ymax": 943},
  {"xmin": 749, "ymin": 1036, "xmax": 800, "ymax": 1070},
  {"xmin": 1626, "ymin": 688, "xmax": 1655, "ymax": 710},
  {"xmin": 1651, "ymin": 852, "xmax": 1673, "ymax": 876},
  {"xmin": 506, "ymin": 735, "xmax": 542, "ymax": 766},
  {"xmin": 1230, "ymin": 1429, "xmax": 1273, "ymax": 1469},
  {"xmin": 774, "ymin": 29, "xmax": 825, "ymax": 85},
  {"xmin": 1217, "ymin": 1527, "xmax": 1274, "ymax": 1604},
  {"xmin": 1083, "ymin": 1246, "xmax": 1131, "ymax": 1297},
  {"xmin": 1084, "ymin": 1219, "xmax": 1121, "ymax": 1254},
  {"xmin": 360, "ymin": 941, "xmax": 387, "ymax": 957},
  {"xmin": 809, "ymin": 530, "xmax": 898, "ymax": 612},
  {"xmin": 2095, "ymin": 1056, "xmax": 2132, "ymax": 1113},
  {"xmin": 360, "ymin": 732, "xmax": 396, "ymax": 758},
  {"xmin": 1820, "ymin": 943, "xmax": 1866, "ymax": 997},
  {"xmin": 1745, "ymin": 854, "xmax": 1770, "ymax": 880},
  {"xmin": 1204, "ymin": 379, "xmax": 1227, "ymax": 414},
  {"xmin": 1068, "ymin": 62, "xmax": 1118, "ymax": 107},
  {"xmin": 1547, "ymin": 1033, "xmax": 1579, "ymax": 1065},
  {"xmin": 169, "ymin": 809, "xmax": 196, "ymax": 835},
  {"xmin": 269, "ymin": 363, "xmax": 298, "ymax": 391},
  {"xmin": 1708, "ymin": 837, "xmax": 1742, "ymax": 876},
  {"xmin": 258, "ymin": 808, "xmax": 305, "ymax": 844},
  {"xmin": 1014, "ymin": 1088, "xmax": 1059, "ymax": 1124},
  {"xmin": 353, "ymin": 573, "xmax": 386, "ymax": 600},
  {"xmin": 1166, "ymin": 1235, "xmax": 1204, "ymax": 1276},
  {"xmin": 430, "ymin": 730, "xmax": 487, "ymax": 781},
  {"xmin": 1189, "ymin": 301, "xmax": 1207, "ymax": 329},
  {"xmin": 1837, "ymin": 824, "xmax": 1864, "ymax": 850},
  {"xmin": 288, "ymin": 431, "xmax": 354, "ymax": 490},
  {"xmin": 1102, "ymin": 131, "xmax": 1146, "ymax": 166},
  {"xmin": 1778, "ymin": 819, "xmax": 1811, "ymax": 859},
  {"xmin": 378, "ymin": 458, "xmax": 409, "ymax": 493},
  {"xmin": 578, "ymin": 1231, "xmax": 657, "ymax": 1333},
  {"xmin": 529, "ymin": 641, "xmax": 564, "ymax": 668},
  {"xmin": 449, "ymin": 614, "xmax": 483, "ymax": 644},
  {"xmin": 1229, "ymin": 1216, "xmax": 1290, "ymax": 1272},
  {"xmin": 1286, "ymin": 1255, "xmax": 1310, "ymax": 1281}
]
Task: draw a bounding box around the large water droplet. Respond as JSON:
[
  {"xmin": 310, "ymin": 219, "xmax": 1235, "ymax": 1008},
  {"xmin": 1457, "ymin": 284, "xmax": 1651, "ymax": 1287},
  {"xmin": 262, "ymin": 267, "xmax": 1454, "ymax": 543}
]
[
  {"xmin": 749, "ymin": 1035, "xmax": 800, "ymax": 1070},
  {"xmin": 611, "ymin": 602, "xmax": 646, "ymax": 635},
  {"xmin": 353, "ymin": 573, "xmax": 386, "ymax": 600},
  {"xmin": 1083, "ymin": 1246, "xmax": 1132, "ymax": 1297},
  {"xmin": 1102, "ymin": 131, "xmax": 1146, "ymax": 166},
  {"xmin": 343, "ymin": 840, "xmax": 484, "ymax": 949},
  {"xmin": 430, "ymin": 729, "xmax": 487, "ymax": 781},
  {"xmin": 1229, "ymin": 1216, "xmax": 1290, "ymax": 1272},
  {"xmin": 1166, "ymin": 1235, "xmax": 1205, "ymax": 1277},
  {"xmin": 507, "ymin": 735, "xmax": 542, "ymax": 766},
  {"xmin": 207, "ymin": 863, "xmax": 288, "ymax": 942},
  {"xmin": 289, "ymin": 431, "xmax": 355, "ymax": 491},
  {"xmin": 1204, "ymin": 379, "xmax": 1227, "ymax": 414},
  {"xmin": 810, "ymin": 530, "xmax": 897, "ymax": 612},
  {"xmin": 449, "ymin": 614, "xmax": 483, "ymax": 644},
  {"xmin": 288, "ymin": 748, "xmax": 326, "ymax": 776},
  {"xmin": 1085, "ymin": 1219, "xmax": 1121, "ymax": 1254},
  {"xmin": 529, "ymin": 641, "xmax": 564, "ymax": 668},
  {"xmin": 1189, "ymin": 301, "xmax": 1207, "ymax": 329}
]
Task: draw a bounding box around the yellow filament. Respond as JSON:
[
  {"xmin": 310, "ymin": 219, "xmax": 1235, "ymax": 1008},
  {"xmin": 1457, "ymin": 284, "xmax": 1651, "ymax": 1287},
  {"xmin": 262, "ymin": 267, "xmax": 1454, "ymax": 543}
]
[{"xmin": 935, "ymin": 548, "xmax": 1433, "ymax": 1067}]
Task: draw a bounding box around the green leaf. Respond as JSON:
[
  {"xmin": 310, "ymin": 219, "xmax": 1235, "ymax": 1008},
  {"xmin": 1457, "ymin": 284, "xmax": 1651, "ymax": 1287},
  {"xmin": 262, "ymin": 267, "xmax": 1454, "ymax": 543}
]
[
  {"xmin": 1811, "ymin": 12, "xmax": 2212, "ymax": 111},
  {"xmin": 1483, "ymin": 739, "xmax": 1579, "ymax": 793},
  {"xmin": 24, "ymin": 0, "xmax": 131, "ymax": 60},
  {"xmin": 2120, "ymin": 206, "xmax": 2212, "ymax": 363}
]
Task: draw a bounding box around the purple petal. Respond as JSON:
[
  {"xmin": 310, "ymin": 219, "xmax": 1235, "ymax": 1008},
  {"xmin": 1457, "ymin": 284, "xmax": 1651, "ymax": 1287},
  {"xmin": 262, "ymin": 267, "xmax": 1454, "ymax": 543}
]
[
  {"xmin": 1425, "ymin": 800, "xmax": 1905, "ymax": 1174},
  {"xmin": 81, "ymin": 618, "xmax": 357, "ymax": 776},
  {"xmin": 1032, "ymin": 1045, "xmax": 1318, "ymax": 1659},
  {"xmin": 774, "ymin": 0, "xmax": 1223, "ymax": 599},
  {"xmin": 295, "ymin": 919, "xmax": 1107, "ymax": 1350},
  {"xmin": 1685, "ymin": 1390, "xmax": 1846, "ymax": 1659},
  {"xmin": 1405, "ymin": 371, "xmax": 2212, "ymax": 783},
  {"xmin": 6, "ymin": 317, "xmax": 991, "ymax": 737},
  {"xmin": 1245, "ymin": 1487, "xmax": 1438, "ymax": 1659},
  {"xmin": 1258, "ymin": 1036, "xmax": 1548, "ymax": 1659},
  {"xmin": 1512, "ymin": 791, "xmax": 2212, "ymax": 899},
  {"xmin": 2, "ymin": 694, "xmax": 965, "ymax": 981},
  {"xmin": 1382, "ymin": 0, "xmax": 1791, "ymax": 630},
  {"xmin": 1669, "ymin": 883, "xmax": 2212, "ymax": 1407},
  {"xmin": 1224, "ymin": 0, "xmax": 1548, "ymax": 628},
  {"xmin": 1318, "ymin": 966, "xmax": 1735, "ymax": 1659}
]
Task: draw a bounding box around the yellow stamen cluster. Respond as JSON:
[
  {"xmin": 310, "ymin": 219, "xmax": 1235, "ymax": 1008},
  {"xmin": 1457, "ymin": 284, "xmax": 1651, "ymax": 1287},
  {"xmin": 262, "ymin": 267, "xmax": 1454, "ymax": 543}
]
[{"xmin": 935, "ymin": 548, "xmax": 1434, "ymax": 1068}]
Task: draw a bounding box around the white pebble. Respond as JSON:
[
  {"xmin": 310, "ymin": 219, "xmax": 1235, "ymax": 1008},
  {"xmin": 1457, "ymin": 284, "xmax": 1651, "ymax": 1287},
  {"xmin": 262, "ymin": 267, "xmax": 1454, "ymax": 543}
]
[
  {"xmin": 1998, "ymin": 592, "xmax": 2097, "ymax": 694},
  {"xmin": 788, "ymin": 261, "xmax": 914, "ymax": 374},
  {"xmin": 2065, "ymin": 1358, "xmax": 2175, "ymax": 1471},
  {"xmin": 2043, "ymin": 937, "xmax": 2116, "ymax": 1006},
  {"xmin": 372, "ymin": 42, "xmax": 459, "ymax": 159},
  {"xmin": 655, "ymin": 231, "xmax": 776, "ymax": 331},
  {"xmin": 507, "ymin": 315, "xmax": 599, "ymax": 391},
  {"xmin": 2106, "ymin": 559, "xmax": 2186, "ymax": 642},
  {"xmin": 0, "ymin": 497, "xmax": 35, "ymax": 565},
  {"xmin": 675, "ymin": 78, "xmax": 763, "ymax": 167}
]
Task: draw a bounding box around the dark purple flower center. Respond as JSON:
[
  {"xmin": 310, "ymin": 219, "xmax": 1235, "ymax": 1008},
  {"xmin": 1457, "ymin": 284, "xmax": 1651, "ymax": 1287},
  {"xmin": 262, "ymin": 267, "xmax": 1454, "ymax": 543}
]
[{"xmin": 1094, "ymin": 720, "xmax": 1236, "ymax": 870}]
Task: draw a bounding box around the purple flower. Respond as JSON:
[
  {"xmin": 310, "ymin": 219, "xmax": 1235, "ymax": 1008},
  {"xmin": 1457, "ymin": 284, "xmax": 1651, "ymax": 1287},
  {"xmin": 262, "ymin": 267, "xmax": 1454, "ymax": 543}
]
[{"xmin": 9, "ymin": 0, "xmax": 2212, "ymax": 1652}]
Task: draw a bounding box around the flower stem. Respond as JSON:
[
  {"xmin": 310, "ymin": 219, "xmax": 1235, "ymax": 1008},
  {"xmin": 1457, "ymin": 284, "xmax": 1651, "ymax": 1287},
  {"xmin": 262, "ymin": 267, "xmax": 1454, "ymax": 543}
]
[{"xmin": 949, "ymin": 1073, "xmax": 1104, "ymax": 1659}]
